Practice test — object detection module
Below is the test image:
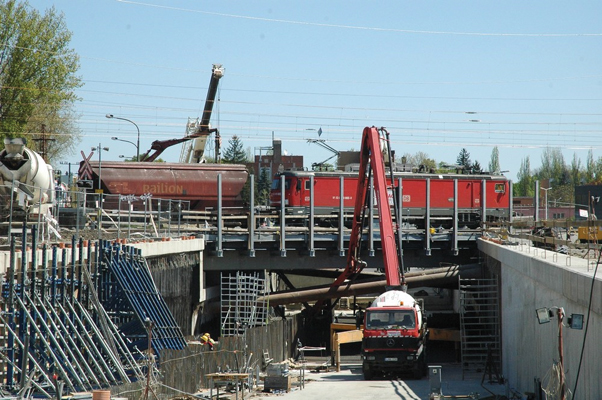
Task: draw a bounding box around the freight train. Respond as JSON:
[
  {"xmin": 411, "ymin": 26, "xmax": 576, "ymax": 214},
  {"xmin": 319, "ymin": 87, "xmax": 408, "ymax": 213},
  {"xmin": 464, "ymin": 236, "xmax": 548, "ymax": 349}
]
[
  {"xmin": 78, "ymin": 160, "xmax": 249, "ymax": 211},
  {"xmin": 78, "ymin": 158, "xmax": 510, "ymax": 230},
  {"xmin": 269, "ymin": 168, "xmax": 510, "ymax": 229}
]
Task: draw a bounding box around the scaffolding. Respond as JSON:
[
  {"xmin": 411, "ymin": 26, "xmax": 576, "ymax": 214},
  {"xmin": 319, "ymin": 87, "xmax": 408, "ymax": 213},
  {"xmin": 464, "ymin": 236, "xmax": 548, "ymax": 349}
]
[
  {"xmin": 459, "ymin": 276, "xmax": 502, "ymax": 380},
  {"xmin": 220, "ymin": 271, "xmax": 268, "ymax": 337},
  {"xmin": 0, "ymin": 225, "xmax": 185, "ymax": 397}
]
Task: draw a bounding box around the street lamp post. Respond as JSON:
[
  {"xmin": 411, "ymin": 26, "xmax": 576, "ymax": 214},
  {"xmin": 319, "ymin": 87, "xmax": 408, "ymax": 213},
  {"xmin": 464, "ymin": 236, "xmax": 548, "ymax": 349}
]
[
  {"xmin": 92, "ymin": 144, "xmax": 109, "ymax": 239},
  {"xmin": 111, "ymin": 137, "xmax": 138, "ymax": 160},
  {"xmin": 106, "ymin": 114, "xmax": 140, "ymax": 161},
  {"xmin": 92, "ymin": 144, "xmax": 109, "ymax": 191},
  {"xmin": 542, "ymin": 187, "xmax": 552, "ymax": 220}
]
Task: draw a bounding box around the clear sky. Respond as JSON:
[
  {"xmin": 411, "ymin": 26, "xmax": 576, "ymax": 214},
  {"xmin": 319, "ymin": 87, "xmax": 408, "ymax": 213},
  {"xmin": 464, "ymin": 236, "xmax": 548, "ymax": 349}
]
[{"xmin": 26, "ymin": 0, "xmax": 602, "ymax": 181}]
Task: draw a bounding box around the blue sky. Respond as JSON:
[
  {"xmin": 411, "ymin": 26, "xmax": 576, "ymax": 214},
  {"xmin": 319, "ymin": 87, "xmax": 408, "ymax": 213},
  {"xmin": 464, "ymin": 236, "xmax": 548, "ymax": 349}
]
[{"xmin": 27, "ymin": 0, "xmax": 602, "ymax": 181}]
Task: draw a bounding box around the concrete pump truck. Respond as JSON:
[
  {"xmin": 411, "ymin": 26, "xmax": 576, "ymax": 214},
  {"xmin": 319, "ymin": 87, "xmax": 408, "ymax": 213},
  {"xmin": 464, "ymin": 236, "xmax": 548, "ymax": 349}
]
[{"xmin": 329, "ymin": 126, "xmax": 428, "ymax": 380}]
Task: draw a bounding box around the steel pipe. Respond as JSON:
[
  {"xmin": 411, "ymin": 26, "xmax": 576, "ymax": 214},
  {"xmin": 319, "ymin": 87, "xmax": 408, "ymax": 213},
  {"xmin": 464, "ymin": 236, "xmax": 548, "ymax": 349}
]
[{"xmin": 262, "ymin": 264, "xmax": 482, "ymax": 306}]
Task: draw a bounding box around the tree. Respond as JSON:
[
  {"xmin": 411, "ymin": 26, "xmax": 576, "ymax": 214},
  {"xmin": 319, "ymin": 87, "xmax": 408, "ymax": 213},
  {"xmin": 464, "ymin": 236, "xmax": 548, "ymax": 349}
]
[
  {"xmin": 514, "ymin": 156, "xmax": 534, "ymax": 197},
  {"xmin": 402, "ymin": 151, "xmax": 437, "ymax": 171},
  {"xmin": 456, "ymin": 148, "xmax": 471, "ymax": 172},
  {"xmin": 585, "ymin": 149, "xmax": 595, "ymax": 184},
  {"xmin": 570, "ymin": 153, "xmax": 583, "ymax": 188},
  {"xmin": 222, "ymin": 135, "xmax": 248, "ymax": 164},
  {"xmin": 488, "ymin": 147, "xmax": 500, "ymax": 174},
  {"xmin": 0, "ymin": 1, "xmax": 82, "ymax": 160},
  {"xmin": 256, "ymin": 167, "xmax": 272, "ymax": 207},
  {"xmin": 471, "ymin": 160, "xmax": 483, "ymax": 174}
]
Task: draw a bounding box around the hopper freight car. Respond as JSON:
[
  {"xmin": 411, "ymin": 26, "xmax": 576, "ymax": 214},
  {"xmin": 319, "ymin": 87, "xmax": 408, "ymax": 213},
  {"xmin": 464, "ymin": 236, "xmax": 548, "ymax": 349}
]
[
  {"xmin": 78, "ymin": 160, "xmax": 248, "ymax": 211},
  {"xmin": 270, "ymin": 169, "xmax": 510, "ymax": 229}
]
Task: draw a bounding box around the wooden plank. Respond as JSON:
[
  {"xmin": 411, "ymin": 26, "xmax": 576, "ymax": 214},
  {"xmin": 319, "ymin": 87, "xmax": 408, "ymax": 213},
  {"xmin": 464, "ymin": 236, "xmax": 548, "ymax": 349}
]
[
  {"xmin": 429, "ymin": 328, "xmax": 461, "ymax": 342},
  {"xmin": 336, "ymin": 329, "xmax": 363, "ymax": 344}
]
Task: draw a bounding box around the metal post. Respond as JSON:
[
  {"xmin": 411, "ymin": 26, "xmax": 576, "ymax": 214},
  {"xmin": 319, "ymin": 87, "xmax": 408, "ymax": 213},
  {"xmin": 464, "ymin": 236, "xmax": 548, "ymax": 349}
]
[
  {"xmin": 8, "ymin": 179, "xmax": 14, "ymax": 240},
  {"xmin": 37, "ymin": 195, "xmax": 42, "ymax": 243},
  {"xmin": 168, "ymin": 200, "xmax": 172, "ymax": 238},
  {"xmin": 128, "ymin": 198, "xmax": 132, "ymax": 239},
  {"xmin": 339, "ymin": 176, "xmax": 345, "ymax": 257},
  {"xmin": 144, "ymin": 320, "xmax": 154, "ymax": 400},
  {"xmin": 97, "ymin": 193, "xmax": 102, "ymax": 240},
  {"xmin": 76, "ymin": 191, "xmax": 81, "ymax": 239},
  {"xmin": 98, "ymin": 142, "xmax": 102, "ymax": 191},
  {"xmin": 118, "ymin": 196, "xmax": 122, "ymax": 239},
  {"xmin": 481, "ymin": 179, "xmax": 487, "ymax": 230},
  {"xmin": 144, "ymin": 196, "xmax": 148, "ymax": 237},
  {"xmin": 309, "ymin": 175, "xmax": 315, "ymax": 257},
  {"xmin": 248, "ymin": 175, "xmax": 255, "ymax": 257},
  {"xmin": 158, "ymin": 200, "xmax": 162, "ymax": 236},
  {"xmin": 534, "ymin": 180, "xmax": 540, "ymax": 223},
  {"xmin": 453, "ymin": 179, "xmax": 459, "ymax": 256},
  {"xmin": 508, "ymin": 180, "xmax": 514, "ymax": 235},
  {"xmin": 217, "ymin": 174, "xmax": 223, "ymax": 257},
  {"xmin": 178, "ymin": 200, "xmax": 182, "ymax": 237},
  {"xmin": 426, "ymin": 178, "xmax": 431, "ymax": 256},
  {"xmin": 280, "ymin": 175, "xmax": 286, "ymax": 257},
  {"xmin": 397, "ymin": 177, "xmax": 404, "ymax": 263},
  {"xmin": 557, "ymin": 308, "xmax": 566, "ymax": 400}
]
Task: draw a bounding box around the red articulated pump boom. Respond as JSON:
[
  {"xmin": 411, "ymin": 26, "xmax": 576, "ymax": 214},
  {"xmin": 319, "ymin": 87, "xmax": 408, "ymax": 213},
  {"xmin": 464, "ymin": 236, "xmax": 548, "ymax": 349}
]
[
  {"xmin": 329, "ymin": 127, "xmax": 427, "ymax": 380},
  {"xmin": 331, "ymin": 126, "xmax": 405, "ymax": 290}
]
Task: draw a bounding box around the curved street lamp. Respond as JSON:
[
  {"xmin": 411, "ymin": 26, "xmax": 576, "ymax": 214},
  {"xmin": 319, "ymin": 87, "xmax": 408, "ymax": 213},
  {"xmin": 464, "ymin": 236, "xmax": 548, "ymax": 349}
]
[{"xmin": 106, "ymin": 114, "xmax": 140, "ymax": 161}]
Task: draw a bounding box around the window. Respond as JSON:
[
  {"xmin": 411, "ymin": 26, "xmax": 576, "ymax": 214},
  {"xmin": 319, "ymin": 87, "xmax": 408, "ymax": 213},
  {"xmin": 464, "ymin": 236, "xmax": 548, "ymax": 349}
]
[
  {"xmin": 272, "ymin": 179, "xmax": 291, "ymax": 190},
  {"xmin": 494, "ymin": 183, "xmax": 506, "ymax": 193},
  {"xmin": 366, "ymin": 310, "xmax": 415, "ymax": 329}
]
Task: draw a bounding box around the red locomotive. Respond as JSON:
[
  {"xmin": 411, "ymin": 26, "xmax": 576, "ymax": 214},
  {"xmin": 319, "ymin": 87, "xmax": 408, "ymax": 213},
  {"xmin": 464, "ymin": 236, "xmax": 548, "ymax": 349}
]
[{"xmin": 270, "ymin": 168, "xmax": 510, "ymax": 229}]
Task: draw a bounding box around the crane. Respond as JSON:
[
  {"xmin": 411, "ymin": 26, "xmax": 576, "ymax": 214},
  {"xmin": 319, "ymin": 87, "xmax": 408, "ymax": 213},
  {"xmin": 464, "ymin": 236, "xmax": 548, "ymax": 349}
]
[
  {"xmin": 330, "ymin": 126, "xmax": 405, "ymax": 290},
  {"xmin": 140, "ymin": 64, "xmax": 224, "ymax": 163}
]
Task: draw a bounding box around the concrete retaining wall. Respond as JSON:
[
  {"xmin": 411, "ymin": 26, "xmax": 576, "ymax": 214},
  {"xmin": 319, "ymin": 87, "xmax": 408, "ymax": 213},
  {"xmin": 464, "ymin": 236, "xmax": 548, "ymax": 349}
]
[{"xmin": 479, "ymin": 240, "xmax": 602, "ymax": 398}]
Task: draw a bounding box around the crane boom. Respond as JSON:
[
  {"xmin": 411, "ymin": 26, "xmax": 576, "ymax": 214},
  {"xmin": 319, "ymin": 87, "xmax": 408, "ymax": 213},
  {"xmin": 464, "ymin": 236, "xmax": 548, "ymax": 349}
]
[
  {"xmin": 141, "ymin": 64, "xmax": 224, "ymax": 162},
  {"xmin": 331, "ymin": 126, "xmax": 404, "ymax": 289}
]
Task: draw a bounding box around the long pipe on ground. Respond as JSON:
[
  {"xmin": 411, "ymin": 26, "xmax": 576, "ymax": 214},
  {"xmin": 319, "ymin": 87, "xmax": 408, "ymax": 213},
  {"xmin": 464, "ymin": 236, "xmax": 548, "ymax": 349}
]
[{"xmin": 262, "ymin": 264, "xmax": 482, "ymax": 306}]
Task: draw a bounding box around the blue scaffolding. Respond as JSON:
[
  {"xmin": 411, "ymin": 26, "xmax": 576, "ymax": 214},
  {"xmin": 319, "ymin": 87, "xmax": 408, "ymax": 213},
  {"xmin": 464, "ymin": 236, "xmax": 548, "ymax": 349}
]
[{"xmin": 0, "ymin": 224, "xmax": 186, "ymax": 397}]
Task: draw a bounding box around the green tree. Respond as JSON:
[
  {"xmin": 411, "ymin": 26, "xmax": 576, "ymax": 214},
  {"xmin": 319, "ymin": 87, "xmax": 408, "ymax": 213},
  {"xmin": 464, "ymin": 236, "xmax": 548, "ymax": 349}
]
[
  {"xmin": 594, "ymin": 156, "xmax": 602, "ymax": 184},
  {"xmin": 0, "ymin": 1, "xmax": 82, "ymax": 160},
  {"xmin": 570, "ymin": 153, "xmax": 583, "ymax": 187},
  {"xmin": 585, "ymin": 149, "xmax": 595, "ymax": 183},
  {"xmin": 488, "ymin": 147, "xmax": 500, "ymax": 174},
  {"xmin": 256, "ymin": 167, "xmax": 272, "ymax": 207},
  {"xmin": 538, "ymin": 147, "xmax": 568, "ymax": 184},
  {"xmin": 222, "ymin": 135, "xmax": 248, "ymax": 164},
  {"xmin": 402, "ymin": 151, "xmax": 437, "ymax": 171},
  {"xmin": 514, "ymin": 156, "xmax": 534, "ymax": 197},
  {"xmin": 471, "ymin": 160, "xmax": 483, "ymax": 174},
  {"xmin": 456, "ymin": 148, "xmax": 471, "ymax": 172}
]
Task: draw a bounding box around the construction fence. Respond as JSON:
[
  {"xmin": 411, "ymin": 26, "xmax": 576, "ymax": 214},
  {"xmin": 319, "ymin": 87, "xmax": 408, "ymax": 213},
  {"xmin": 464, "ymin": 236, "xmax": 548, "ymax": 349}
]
[{"xmin": 111, "ymin": 315, "xmax": 303, "ymax": 400}]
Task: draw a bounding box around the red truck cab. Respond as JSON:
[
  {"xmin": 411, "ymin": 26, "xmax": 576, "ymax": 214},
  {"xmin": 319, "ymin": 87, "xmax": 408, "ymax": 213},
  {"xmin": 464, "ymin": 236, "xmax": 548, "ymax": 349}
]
[{"xmin": 361, "ymin": 290, "xmax": 428, "ymax": 379}]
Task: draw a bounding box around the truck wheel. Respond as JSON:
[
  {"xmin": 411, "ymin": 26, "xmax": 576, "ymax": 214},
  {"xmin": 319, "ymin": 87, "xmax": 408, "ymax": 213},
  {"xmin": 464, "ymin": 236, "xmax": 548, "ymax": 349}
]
[{"xmin": 363, "ymin": 365, "xmax": 373, "ymax": 380}]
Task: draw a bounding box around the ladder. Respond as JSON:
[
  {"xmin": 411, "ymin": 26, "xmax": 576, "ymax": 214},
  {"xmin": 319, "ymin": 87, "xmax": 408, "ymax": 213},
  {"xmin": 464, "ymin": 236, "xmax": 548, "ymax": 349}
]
[{"xmin": 459, "ymin": 276, "xmax": 502, "ymax": 380}]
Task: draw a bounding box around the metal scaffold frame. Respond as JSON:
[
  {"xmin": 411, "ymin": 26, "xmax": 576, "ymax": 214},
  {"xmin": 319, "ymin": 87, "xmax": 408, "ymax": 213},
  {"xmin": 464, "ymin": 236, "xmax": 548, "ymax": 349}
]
[
  {"xmin": 220, "ymin": 271, "xmax": 268, "ymax": 337},
  {"xmin": 459, "ymin": 276, "xmax": 502, "ymax": 380},
  {"xmin": 0, "ymin": 223, "xmax": 186, "ymax": 397}
]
